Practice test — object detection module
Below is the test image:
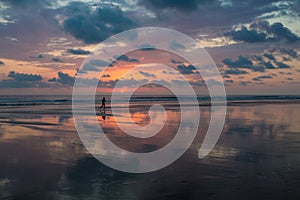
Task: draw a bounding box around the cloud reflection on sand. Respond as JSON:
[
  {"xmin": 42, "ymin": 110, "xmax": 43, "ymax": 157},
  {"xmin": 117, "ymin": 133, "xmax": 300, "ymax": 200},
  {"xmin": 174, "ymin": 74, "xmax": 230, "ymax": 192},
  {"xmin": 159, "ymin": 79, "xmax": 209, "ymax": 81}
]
[{"xmin": 0, "ymin": 102, "xmax": 300, "ymax": 199}]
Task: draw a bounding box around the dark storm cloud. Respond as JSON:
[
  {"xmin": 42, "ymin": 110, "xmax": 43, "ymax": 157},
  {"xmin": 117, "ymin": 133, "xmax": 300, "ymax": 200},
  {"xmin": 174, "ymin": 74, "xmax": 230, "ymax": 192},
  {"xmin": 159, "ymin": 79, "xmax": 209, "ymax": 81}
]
[
  {"xmin": 62, "ymin": 2, "xmax": 137, "ymax": 44},
  {"xmin": 115, "ymin": 55, "xmax": 139, "ymax": 63},
  {"xmin": 0, "ymin": 61, "xmax": 4, "ymax": 66},
  {"xmin": 8, "ymin": 71, "xmax": 43, "ymax": 81},
  {"xmin": 67, "ymin": 48, "xmax": 91, "ymax": 55},
  {"xmin": 177, "ymin": 64, "xmax": 196, "ymax": 74},
  {"xmin": 139, "ymin": 71, "xmax": 156, "ymax": 78},
  {"xmin": 225, "ymin": 20, "xmax": 299, "ymax": 43}
]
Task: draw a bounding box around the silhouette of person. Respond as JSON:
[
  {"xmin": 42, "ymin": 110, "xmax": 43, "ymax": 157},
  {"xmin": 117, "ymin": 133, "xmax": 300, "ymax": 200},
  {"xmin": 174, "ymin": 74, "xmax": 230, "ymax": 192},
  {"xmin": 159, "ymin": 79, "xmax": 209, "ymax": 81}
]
[{"xmin": 100, "ymin": 97, "xmax": 106, "ymax": 109}]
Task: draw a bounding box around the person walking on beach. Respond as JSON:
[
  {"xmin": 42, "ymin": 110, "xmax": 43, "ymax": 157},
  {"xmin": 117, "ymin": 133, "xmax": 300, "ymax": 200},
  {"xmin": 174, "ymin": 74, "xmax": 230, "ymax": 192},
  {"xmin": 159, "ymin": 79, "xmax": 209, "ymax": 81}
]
[{"xmin": 100, "ymin": 97, "xmax": 106, "ymax": 109}]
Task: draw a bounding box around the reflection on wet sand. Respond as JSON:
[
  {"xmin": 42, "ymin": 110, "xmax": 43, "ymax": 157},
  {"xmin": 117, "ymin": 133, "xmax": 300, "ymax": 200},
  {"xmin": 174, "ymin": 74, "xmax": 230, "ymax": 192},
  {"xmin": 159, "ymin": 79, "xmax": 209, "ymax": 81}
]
[{"xmin": 0, "ymin": 103, "xmax": 300, "ymax": 199}]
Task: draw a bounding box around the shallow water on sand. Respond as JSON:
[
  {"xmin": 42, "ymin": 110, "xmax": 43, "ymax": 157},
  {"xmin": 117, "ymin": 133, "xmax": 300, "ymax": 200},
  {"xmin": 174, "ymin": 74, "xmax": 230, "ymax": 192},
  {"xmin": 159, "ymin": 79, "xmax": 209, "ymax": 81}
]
[{"xmin": 0, "ymin": 102, "xmax": 300, "ymax": 199}]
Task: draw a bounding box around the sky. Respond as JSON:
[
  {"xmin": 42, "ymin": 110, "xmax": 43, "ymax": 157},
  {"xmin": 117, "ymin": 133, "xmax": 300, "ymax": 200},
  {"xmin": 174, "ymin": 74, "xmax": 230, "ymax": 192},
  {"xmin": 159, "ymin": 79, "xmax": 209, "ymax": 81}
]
[{"xmin": 0, "ymin": 0, "xmax": 299, "ymax": 95}]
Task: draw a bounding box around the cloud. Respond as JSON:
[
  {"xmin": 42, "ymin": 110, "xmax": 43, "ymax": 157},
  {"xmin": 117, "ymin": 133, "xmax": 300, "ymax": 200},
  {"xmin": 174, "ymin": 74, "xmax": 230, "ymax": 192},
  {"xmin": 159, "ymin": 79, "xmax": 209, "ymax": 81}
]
[
  {"xmin": 0, "ymin": 71, "xmax": 46, "ymax": 88},
  {"xmin": 276, "ymin": 61, "xmax": 291, "ymax": 69},
  {"xmin": 0, "ymin": 61, "xmax": 4, "ymax": 66},
  {"xmin": 225, "ymin": 20, "xmax": 299, "ymax": 43},
  {"xmin": 225, "ymin": 80, "xmax": 234, "ymax": 83},
  {"xmin": 171, "ymin": 59, "xmax": 183, "ymax": 64},
  {"xmin": 48, "ymin": 71, "xmax": 75, "ymax": 86},
  {"xmin": 113, "ymin": 78, "xmax": 149, "ymax": 88},
  {"xmin": 0, "ymin": 80, "xmax": 48, "ymax": 88},
  {"xmin": 177, "ymin": 64, "xmax": 197, "ymax": 74},
  {"xmin": 115, "ymin": 55, "xmax": 139, "ymax": 62},
  {"xmin": 224, "ymin": 69, "xmax": 248, "ymax": 75},
  {"xmin": 81, "ymin": 59, "xmax": 111, "ymax": 72},
  {"xmin": 82, "ymin": 64, "xmax": 98, "ymax": 72},
  {"xmin": 171, "ymin": 79, "xmax": 189, "ymax": 86},
  {"xmin": 262, "ymin": 61, "xmax": 276, "ymax": 69},
  {"xmin": 139, "ymin": 71, "xmax": 156, "ymax": 78},
  {"xmin": 1, "ymin": 0, "xmax": 53, "ymax": 10},
  {"xmin": 223, "ymin": 55, "xmax": 265, "ymax": 72},
  {"xmin": 263, "ymin": 53, "xmax": 275, "ymax": 61},
  {"xmin": 138, "ymin": 43, "xmax": 156, "ymax": 51},
  {"xmin": 52, "ymin": 57, "xmax": 63, "ymax": 62},
  {"xmin": 63, "ymin": 2, "xmax": 137, "ymax": 44},
  {"xmin": 207, "ymin": 79, "xmax": 223, "ymax": 86},
  {"xmin": 252, "ymin": 75, "xmax": 273, "ymax": 81},
  {"xmin": 67, "ymin": 48, "xmax": 91, "ymax": 55},
  {"xmin": 239, "ymin": 81, "xmax": 251, "ymax": 86},
  {"xmin": 226, "ymin": 26, "xmax": 267, "ymax": 43},
  {"xmin": 270, "ymin": 48, "xmax": 299, "ymax": 59},
  {"xmin": 223, "ymin": 56, "xmax": 252, "ymax": 67},
  {"xmin": 151, "ymin": 79, "xmax": 170, "ymax": 86},
  {"xmin": 138, "ymin": 0, "xmax": 216, "ymax": 13},
  {"xmin": 48, "ymin": 77, "xmax": 56, "ymax": 82},
  {"xmin": 141, "ymin": 83, "xmax": 166, "ymax": 88},
  {"xmin": 8, "ymin": 71, "xmax": 43, "ymax": 81},
  {"xmin": 169, "ymin": 40, "xmax": 185, "ymax": 50},
  {"xmin": 57, "ymin": 71, "xmax": 75, "ymax": 86},
  {"xmin": 98, "ymin": 79, "xmax": 118, "ymax": 88}
]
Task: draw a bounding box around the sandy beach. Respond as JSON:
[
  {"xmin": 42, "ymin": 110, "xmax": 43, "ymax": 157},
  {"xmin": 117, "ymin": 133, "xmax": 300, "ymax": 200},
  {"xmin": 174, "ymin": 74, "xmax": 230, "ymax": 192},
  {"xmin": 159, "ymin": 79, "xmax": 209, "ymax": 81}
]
[{"xmin": 0, "ymin": 96, "xmax": 300, "ymax": 199}]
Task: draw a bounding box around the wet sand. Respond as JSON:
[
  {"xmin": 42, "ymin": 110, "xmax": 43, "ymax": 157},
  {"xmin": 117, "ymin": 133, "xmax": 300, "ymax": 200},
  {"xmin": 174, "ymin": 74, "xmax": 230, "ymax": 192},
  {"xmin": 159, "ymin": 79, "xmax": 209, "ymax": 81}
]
[{"xmin": 0, "ymin": 101, "xmax": 300, "ymax": 199}]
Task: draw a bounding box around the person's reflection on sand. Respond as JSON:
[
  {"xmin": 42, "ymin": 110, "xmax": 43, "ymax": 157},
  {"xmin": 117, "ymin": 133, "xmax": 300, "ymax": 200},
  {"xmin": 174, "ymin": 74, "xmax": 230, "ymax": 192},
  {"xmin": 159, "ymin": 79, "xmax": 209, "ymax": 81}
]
[{"xmin": 101, "ymin": 110, "xmax": 106, "ymax": 121}]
